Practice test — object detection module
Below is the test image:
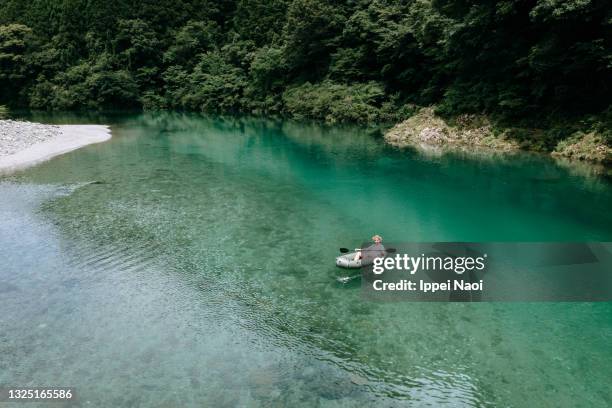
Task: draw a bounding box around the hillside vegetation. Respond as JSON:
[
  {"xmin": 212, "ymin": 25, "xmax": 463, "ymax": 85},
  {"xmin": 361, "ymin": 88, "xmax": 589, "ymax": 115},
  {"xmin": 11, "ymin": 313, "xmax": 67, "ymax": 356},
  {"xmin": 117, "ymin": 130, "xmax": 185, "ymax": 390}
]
[{"xmin": 0, "ymin": 0, "xmax": 610, "ymax": 159}]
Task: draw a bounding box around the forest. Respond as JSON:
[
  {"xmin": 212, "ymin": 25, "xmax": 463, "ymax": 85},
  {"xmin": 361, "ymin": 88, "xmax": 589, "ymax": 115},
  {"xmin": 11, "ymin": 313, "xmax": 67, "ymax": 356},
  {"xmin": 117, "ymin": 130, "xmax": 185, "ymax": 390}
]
[{"xmin": 0, "ymin": 0, "xmax": 610, "ymax": 130}]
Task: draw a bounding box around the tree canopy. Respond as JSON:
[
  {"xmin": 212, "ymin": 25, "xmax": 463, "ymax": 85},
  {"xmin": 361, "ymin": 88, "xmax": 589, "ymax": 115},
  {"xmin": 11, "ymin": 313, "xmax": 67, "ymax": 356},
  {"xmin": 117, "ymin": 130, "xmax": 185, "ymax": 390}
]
[{"xmin": 0, "ymin": 0, "xmax": 609, "ymax": 125}]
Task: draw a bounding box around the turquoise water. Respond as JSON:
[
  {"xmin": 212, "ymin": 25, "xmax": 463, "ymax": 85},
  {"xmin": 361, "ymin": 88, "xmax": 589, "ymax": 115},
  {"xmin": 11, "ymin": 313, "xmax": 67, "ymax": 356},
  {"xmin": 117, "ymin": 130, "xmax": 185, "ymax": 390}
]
[{"xmin": 1, "ymin": 113, "xmax": 611, "ymax": 407}]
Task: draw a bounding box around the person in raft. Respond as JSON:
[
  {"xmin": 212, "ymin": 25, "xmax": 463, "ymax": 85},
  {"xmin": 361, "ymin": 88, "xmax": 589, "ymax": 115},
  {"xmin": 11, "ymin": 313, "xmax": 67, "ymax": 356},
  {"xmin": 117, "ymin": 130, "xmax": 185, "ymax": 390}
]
[{"xmin": 353, "ymin": 234, "xmax": 386, "ymax": 263}]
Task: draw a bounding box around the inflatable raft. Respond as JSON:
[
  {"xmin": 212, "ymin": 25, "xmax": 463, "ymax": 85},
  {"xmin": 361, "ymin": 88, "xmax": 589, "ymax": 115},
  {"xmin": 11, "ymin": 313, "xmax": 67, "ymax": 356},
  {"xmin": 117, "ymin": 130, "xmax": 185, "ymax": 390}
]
[{"xmin": 335, "ymin": 252, "xmax": 362, "ymax": 269}]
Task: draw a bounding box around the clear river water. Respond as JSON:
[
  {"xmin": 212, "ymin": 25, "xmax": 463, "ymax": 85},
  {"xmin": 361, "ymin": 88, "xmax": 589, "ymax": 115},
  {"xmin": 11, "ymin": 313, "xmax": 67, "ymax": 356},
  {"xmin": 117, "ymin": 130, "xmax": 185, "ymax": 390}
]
[{"xmin": 1, "ymin": 113, "xmax": 611, "ymax": 407}]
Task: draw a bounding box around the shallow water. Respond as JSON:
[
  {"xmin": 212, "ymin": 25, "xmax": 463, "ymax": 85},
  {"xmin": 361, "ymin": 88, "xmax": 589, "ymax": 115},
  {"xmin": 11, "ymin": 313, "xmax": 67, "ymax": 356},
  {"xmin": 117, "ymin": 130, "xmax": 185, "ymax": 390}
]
[{"xmin": 1, "ymin": 113, "xmax": 611, "ymax": 407}]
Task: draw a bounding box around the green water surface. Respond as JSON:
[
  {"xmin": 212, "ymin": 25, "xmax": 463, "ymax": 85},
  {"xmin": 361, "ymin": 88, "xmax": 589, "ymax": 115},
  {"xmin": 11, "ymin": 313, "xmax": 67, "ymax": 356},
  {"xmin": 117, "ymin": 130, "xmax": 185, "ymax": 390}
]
[{"xmin": 1, "ymin": 113, "xmax": 611, "ymax": 407}]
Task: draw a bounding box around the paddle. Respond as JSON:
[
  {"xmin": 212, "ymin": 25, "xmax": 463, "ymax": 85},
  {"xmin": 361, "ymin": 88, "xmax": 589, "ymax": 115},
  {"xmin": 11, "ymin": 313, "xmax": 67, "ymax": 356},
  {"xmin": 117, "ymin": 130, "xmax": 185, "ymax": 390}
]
[
  {"xmin": 339, "ymin": 247, "xmax": 396, "ymax": 253},
  {"xmin": 337, "ymin": 275, "xmax": 360, "ymax": 284}
]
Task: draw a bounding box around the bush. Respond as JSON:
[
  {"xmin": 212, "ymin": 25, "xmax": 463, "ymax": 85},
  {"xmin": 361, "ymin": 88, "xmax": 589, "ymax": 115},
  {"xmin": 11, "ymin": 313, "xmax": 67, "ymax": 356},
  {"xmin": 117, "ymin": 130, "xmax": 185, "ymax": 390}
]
[
  {"xmin": 28, "ymin": 57, "xmax": 139, "ymax": 110},
  {"xmin": 140, "ymin": 92, "xmax": 167, "ymax": 110},
  {"xmin": 180, "ymin": 51, "xmax": 248, "ymax": 112},
  {"xmin": 282, "ymin": 81, "xmax": 391, "ymax": 124},
  {"xmin": 553, "ymin": 132, "xmax": 612, "ymax": 164}
]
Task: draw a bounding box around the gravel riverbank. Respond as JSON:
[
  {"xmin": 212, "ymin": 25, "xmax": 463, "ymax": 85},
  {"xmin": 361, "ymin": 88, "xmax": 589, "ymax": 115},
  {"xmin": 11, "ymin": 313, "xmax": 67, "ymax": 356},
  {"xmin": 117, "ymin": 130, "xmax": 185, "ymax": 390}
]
[
  {"xmin": 0, "ymin": 120, "xmax": 64, "ymax": 156},
  {"xmin": 0, "ymin": 120, "xmax": 111, "ymax": 173}
]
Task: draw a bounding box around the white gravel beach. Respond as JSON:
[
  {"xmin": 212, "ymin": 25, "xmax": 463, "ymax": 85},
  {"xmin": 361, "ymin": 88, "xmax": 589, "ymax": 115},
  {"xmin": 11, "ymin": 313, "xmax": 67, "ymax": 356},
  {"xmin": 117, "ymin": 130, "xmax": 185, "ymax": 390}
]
[{"xmin": 0, "ymin": 120, "xmax": 111, "ymax": 173}]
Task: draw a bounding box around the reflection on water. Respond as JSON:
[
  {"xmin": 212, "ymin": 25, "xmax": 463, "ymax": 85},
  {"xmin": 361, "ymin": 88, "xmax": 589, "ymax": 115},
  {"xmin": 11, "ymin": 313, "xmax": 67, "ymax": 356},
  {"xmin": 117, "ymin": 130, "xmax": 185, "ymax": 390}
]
[{"xmin": 1, "ymin": 113, "xmax": 611, "ymax": 407}]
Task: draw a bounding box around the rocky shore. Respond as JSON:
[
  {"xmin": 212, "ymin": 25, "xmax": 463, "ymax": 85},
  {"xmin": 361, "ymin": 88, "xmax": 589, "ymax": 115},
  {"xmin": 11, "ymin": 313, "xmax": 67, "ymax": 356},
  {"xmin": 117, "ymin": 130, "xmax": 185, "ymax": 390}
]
[
  {"xmin": 0, "ymin": 120, "xmax": 111, "ymax": 173},
  {"xmin": 385, "ymin": 108, "xmax": 520, "ymax": 154},
  {"xmin": 385, "ymin": 107, "xmax": 611, "ymax": 165}
]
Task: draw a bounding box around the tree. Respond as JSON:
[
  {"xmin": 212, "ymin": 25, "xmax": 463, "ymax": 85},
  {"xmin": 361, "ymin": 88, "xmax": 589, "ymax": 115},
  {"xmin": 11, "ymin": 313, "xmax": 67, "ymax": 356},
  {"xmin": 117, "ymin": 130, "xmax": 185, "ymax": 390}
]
[
  {"xmin": 163, "ymin": 20, "xmax": 219, "ymax": 68},
  {"xmin": 113, "ymin": 19, "xmax": 160, "ymax": 71},
  {"xmin": 0, "ymin": 24, "xmax": 34, "ymax": 104},
  {"xmin": 282, "ymin": 0, "xmax": 345, "ymax": 78}
]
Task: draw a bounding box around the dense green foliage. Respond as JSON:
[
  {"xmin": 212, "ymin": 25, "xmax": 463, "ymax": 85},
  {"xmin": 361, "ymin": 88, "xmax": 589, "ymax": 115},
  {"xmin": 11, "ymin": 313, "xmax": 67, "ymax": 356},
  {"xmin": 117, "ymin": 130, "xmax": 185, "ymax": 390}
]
[{"xmin": 0, "ymin": 0, "xmax": 610, "ymax": 125}]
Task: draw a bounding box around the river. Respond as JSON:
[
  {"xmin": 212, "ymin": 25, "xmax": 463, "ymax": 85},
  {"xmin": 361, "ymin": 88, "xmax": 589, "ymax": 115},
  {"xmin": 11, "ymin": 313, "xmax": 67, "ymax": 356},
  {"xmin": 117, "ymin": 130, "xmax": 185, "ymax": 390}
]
[{"xmin": 1, "ymin": 113, "xmax": 611, "ymax": 407}]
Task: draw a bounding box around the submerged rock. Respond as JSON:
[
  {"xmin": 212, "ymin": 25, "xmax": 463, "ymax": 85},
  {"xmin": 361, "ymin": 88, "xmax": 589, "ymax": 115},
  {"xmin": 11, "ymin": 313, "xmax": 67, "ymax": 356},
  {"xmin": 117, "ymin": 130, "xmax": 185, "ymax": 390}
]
[
  {"xmin": 86, "ymin": 180, "xmax": 107, "ymax": 186},
  {"xmin": 0, "ymin": 281, "xmax": 19, "ymax": 293}
]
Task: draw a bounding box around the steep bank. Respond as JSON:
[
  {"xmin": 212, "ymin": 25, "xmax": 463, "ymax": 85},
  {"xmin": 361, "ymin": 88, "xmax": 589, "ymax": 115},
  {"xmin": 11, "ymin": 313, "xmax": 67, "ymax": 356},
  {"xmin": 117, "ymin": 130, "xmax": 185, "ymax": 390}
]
[
  {"xmin": 0, "ymin": 120, "xmax": 111, "ymax": 173},
  {"xmin": 385, "ymin": 108, "xmax": 611, "ymax": 165}
]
